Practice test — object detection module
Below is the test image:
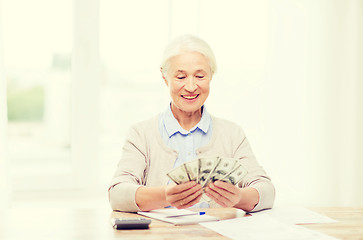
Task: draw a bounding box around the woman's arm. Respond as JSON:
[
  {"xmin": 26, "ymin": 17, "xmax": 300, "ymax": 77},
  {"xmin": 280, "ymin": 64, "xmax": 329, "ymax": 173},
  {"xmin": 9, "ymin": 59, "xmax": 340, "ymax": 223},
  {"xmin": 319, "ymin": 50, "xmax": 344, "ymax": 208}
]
[
  {"xmin": 109, "ymin": 125, "xmax": 150, "ymax": 212},
  {"xmin": 234, "ymin": 187, "xmax": 259, "ymax": 211},
  {"xmin": 135, "ymin": 186, "xmax": 168, "ymax": 211},
  {"xmin": 205, "ymin": 181, "xmax": 259, "ymax": 212},
  {"xmin": 232, "ymin": 129, "xmax": 275, "ymax": 211},
  {"xmin": 136, "ymin": 181, "xmax": 203, "ymax": 211}
]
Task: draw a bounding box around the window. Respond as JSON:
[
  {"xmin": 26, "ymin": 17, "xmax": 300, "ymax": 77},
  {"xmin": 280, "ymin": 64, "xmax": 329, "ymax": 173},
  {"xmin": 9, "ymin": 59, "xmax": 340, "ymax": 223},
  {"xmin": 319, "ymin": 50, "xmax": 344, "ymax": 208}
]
[{"xmin": 3, "ymin": 0, "xmax": 73, "ymax": 190}]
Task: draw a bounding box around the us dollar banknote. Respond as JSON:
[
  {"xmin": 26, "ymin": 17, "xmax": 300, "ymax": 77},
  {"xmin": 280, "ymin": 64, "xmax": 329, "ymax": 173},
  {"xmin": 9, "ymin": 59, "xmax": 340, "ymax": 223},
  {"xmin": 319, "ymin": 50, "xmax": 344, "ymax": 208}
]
[
  {"xmin": 198, "ymin": 157, "xmax": 220, "ymax": 187},
  {"xmin": 166, "ymin": 156, "xmax": 248, "ymax": 188},
  {"xmin": 166, "ymin": 164, "xmax": 190, "ymax": 184},
  {"xmin": 206, "ymin": 157, "xmax": 238, "ymax": 185},
  {"xmin": 220, "ymin": 164, "xmax": 248, "ymax": 185},
  {"xmin": 184, "ymin": 159, "xmax": 199, "ymax": 182}
]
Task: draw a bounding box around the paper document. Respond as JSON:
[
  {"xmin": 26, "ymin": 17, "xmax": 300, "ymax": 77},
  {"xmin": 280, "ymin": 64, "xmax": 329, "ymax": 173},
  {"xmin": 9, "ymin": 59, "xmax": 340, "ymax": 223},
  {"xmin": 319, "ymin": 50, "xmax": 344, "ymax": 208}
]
[
  {"xmin": 138, "ymin": 209, "xmax": 219, "ymax": 225},
  {"xmin": 200, "ymin": 214, "xmax": 339, "ymax": 240},
  {"xmin": 251, "ymin": 206, "xmax": 337, "ymax": 225}
]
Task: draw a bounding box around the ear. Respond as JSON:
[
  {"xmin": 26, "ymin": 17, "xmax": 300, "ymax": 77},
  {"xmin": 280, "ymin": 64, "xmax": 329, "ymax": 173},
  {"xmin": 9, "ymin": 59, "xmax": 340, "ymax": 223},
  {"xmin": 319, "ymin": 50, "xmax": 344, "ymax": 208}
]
[
  {"xmin": 161, "ymin": 67, "xmax": 169, "ymax": 86},
  {"xmin": 209, "ymin": 72, "xmax": 214, "ymax": 82}
]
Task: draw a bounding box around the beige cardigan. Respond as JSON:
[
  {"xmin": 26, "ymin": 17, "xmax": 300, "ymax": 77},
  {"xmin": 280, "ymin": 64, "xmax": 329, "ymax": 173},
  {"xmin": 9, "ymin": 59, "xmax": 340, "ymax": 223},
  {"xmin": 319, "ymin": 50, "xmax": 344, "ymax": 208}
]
[{"xmin": 109, "ymin": 115, "xmax": 275, "ymax": 212}]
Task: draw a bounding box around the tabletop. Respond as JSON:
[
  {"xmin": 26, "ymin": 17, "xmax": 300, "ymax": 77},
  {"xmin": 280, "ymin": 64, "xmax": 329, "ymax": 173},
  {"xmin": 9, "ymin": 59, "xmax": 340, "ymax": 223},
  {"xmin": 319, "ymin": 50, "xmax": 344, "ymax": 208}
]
[{"xmin": 0, "ymin": 207, "xmax": 362, "ymax": 240}]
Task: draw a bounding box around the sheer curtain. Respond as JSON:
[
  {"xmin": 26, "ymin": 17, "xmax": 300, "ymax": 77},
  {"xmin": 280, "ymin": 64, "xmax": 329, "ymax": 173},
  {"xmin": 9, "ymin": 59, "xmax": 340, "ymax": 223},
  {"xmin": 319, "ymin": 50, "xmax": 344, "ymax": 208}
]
[
  {"xmin": 0, "ymin": 0, "xmax": 11, "ymax": 208},
  {"xmin": 259, "ymin": 0, "xmax": 363, "ymax": 207},
  {"xmin": 358, "ymin": 0, "xmax": 363, "ymax": 206}
]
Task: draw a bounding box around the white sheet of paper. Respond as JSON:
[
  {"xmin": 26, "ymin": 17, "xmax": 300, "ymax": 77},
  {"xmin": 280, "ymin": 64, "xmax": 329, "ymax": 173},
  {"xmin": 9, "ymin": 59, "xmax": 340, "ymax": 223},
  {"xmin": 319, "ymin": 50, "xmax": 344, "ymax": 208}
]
[
  {"xmin": 139, "ymin": 209, "xmax": 197, "ymax": 217},
  {"xmin": 200, "ymin": 214, "xmax": 339, "ymax": 240},
  {"xmin": 138, "ymin": 209, "xmax": 219, "ymax": 225},
  {"xmin": 251, "ymin": 206, "xmax": 337, "ymax": 225}
]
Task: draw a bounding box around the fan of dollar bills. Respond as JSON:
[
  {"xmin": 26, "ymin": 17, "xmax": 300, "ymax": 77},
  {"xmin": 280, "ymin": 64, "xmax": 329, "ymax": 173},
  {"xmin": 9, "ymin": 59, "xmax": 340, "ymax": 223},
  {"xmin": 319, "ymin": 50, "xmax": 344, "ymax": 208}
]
[{"xmin": 166, "ymin": 157, "xmax": 248, "ymax": 188}]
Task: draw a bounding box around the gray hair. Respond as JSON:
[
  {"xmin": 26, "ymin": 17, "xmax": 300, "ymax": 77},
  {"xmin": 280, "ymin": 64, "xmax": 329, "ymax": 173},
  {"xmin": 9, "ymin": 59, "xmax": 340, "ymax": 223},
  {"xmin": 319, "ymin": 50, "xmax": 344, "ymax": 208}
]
[{"xmin": 160, "ymin": 35, "xmax": 217, "ymax": 76}]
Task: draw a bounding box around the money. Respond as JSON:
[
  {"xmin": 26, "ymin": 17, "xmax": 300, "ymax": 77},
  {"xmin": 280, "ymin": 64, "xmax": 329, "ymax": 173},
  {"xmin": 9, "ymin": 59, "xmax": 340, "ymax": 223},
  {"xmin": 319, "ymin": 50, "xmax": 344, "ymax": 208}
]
[
  {"xmin": 167, "ymin": 156, "xmax": 247, "ymax": 187},
  {"xmin": 166, "ymin": 164, "xmax": 190, "ymax": 184},
  {"xmin": 198, "ymin": 157, "xmax": 220, "ymax": 187},
  {"xmin": 220, "ymin": 164, "xmax": 248, "ymax": 185},
  {"xmin": 184, "ymin": 159, "xmax": 199, "ymax": 182},
  {"xmin": 206, "ymin": 157, "xmax": 238, "ymax": 185}
]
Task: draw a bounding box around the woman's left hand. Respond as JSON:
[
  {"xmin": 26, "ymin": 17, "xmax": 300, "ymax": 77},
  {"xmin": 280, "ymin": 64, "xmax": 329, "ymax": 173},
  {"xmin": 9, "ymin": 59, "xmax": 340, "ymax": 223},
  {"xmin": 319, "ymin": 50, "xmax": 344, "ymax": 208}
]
[{"xmin": 204, "ymin": 181, "xmax": 242, "ymax": 208}]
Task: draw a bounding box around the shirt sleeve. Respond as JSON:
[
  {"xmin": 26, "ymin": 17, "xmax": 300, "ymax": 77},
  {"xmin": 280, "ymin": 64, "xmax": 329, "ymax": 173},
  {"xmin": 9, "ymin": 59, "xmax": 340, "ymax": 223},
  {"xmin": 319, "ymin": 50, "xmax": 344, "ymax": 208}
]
[
  {"xmin": 108, "ymin": 125, "xmax": 148, "ymax": 212},
  {"xmin": 233, "ymin": 127, "xmax": 276, "ymax": 212}
]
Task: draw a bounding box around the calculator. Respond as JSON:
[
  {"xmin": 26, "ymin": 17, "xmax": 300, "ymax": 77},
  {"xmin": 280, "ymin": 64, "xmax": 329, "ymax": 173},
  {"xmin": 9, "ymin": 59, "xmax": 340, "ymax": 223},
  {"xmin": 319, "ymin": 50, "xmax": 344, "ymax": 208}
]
[{"xmin": 111, "ymin": 218, "xmax": 152, "ymax": 230}]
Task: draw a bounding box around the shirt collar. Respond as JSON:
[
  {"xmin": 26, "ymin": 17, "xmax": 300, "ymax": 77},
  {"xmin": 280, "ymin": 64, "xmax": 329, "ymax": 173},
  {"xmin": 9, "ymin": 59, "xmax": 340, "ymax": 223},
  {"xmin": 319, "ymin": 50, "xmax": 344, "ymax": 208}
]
[{"xmin": 162, "ymin": 104, "xmax": 211, "ymax": 137}]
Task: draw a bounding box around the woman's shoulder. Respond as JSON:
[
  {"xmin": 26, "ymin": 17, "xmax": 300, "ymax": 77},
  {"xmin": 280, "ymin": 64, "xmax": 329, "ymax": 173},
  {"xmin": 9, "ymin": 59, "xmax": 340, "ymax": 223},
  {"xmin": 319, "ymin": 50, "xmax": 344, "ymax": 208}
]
[
  {"xmin": 129, "ymin": 114, "xmax": 160, "ymax": 134},
  {"xmin": 122, "ymin": 115, "xmax": 160, "ymax": 145},
  {"xmin": 211, "ymin": 115, "xmax": 242, "ymax": 129},
  {"xmin": 211, "ymin": 115, "xmax": 246, "ymax": 138}
]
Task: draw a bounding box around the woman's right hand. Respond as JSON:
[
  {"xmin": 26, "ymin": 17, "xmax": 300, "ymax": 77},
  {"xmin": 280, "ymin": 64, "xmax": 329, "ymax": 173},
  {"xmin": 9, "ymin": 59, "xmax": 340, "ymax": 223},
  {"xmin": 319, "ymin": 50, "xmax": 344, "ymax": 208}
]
[{"xmin": 165, "ymin": 181, "xmax": 203, "ymax": 209}]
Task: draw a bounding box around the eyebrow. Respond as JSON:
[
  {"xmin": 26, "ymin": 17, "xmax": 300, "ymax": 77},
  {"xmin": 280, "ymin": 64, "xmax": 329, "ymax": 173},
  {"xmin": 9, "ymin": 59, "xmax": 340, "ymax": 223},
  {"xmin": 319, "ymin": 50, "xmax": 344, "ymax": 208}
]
[{"xmin": 175, "ymin": 69, "xmax": 206, "ymax": 74}]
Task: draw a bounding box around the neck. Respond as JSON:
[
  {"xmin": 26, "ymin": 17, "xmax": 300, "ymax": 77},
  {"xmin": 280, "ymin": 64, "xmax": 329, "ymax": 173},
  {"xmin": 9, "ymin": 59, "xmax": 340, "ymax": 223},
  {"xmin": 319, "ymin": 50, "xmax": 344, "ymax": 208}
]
[{"xmin": 171, "ymin": 104, "xmax": 202, "ymax": 131}]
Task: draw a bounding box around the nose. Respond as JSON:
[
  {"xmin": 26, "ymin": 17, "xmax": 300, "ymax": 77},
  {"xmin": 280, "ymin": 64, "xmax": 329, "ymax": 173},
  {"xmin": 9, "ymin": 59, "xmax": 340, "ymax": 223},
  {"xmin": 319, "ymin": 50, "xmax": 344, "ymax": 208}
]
[{"xmin": 184, "ymin": 77, "xmax": 197, "ymax": 92}]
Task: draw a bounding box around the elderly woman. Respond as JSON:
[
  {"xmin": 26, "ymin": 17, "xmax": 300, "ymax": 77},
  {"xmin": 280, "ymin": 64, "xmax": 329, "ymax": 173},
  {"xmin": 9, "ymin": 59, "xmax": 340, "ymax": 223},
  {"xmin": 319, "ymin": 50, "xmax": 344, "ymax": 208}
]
[{"xmin": 109, "ymin": 35, "xmax": 275, "ymax": 212}]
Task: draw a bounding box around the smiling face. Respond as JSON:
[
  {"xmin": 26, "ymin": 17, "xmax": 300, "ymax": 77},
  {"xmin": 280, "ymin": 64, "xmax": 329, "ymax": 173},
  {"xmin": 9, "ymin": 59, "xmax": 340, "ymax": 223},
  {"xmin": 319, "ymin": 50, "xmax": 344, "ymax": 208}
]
[{"xmin": 163, "ymin": 51, "xmax": 212, "ymax": 120}]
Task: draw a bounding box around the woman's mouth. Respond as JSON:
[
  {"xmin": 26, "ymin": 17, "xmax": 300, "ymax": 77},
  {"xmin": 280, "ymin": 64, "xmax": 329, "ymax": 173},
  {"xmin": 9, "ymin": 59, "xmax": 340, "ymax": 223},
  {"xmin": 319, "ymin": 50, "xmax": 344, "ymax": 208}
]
[{"xmin": 181, "ymin": 94, "xmax": 199, "ymax": 100}]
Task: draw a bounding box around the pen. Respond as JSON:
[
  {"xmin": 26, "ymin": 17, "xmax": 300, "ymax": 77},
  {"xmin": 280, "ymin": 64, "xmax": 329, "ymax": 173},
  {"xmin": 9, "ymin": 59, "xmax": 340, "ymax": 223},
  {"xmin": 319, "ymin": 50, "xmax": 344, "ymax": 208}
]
[{"xmin": 165, "ymin": 212, "xmax": 206, "ymax": 218}]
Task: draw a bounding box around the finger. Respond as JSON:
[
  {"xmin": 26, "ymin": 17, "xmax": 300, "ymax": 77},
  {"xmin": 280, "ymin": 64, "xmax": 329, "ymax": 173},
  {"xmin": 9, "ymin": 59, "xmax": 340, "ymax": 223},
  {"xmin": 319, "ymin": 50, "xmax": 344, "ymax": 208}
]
[
  {"xmin": 209, "ymin": 182, "xmax": 236, "ymax": 197},
  {"xmin": 165, "ymin": 182, "xmax": 195, "ymax": 199},
  {"xmin": 205, "ymin": 190, "xmax": 230, "ymax": 207},
  {"xmin": 167, "ymin": 181, "xmax": 197, "ymax": 195},
  {"xmin": 213, "ymin": 181, "xmax": 238, "ymax": 194},
  {"xmin": 210, "ymin": 182, "xmax": 239, "ymax": 202},
  {"xmin": 207, "ymin": 182, "xmax": 243, "ymax": 208},
  {"xmin": 205, "ymin": 185, "xmax": 233, "ymax": 207},
  {"xmin": 205, "ymin": 192, "xmax": 227, "ymax": 207},
  {"xmin": 173, "ymin": 185, "xmax": 202, "ymax": 204},
  {"xmin": 175, "ymin": 184, "xmax": 202, "ymax": 200},
  {"xmin": 176, "ymin": 192, "xmax": 203, "ymax": 209},
  {"xmin": 167, "ymin": 184, "xmax": 202, "ymax": 205}
]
